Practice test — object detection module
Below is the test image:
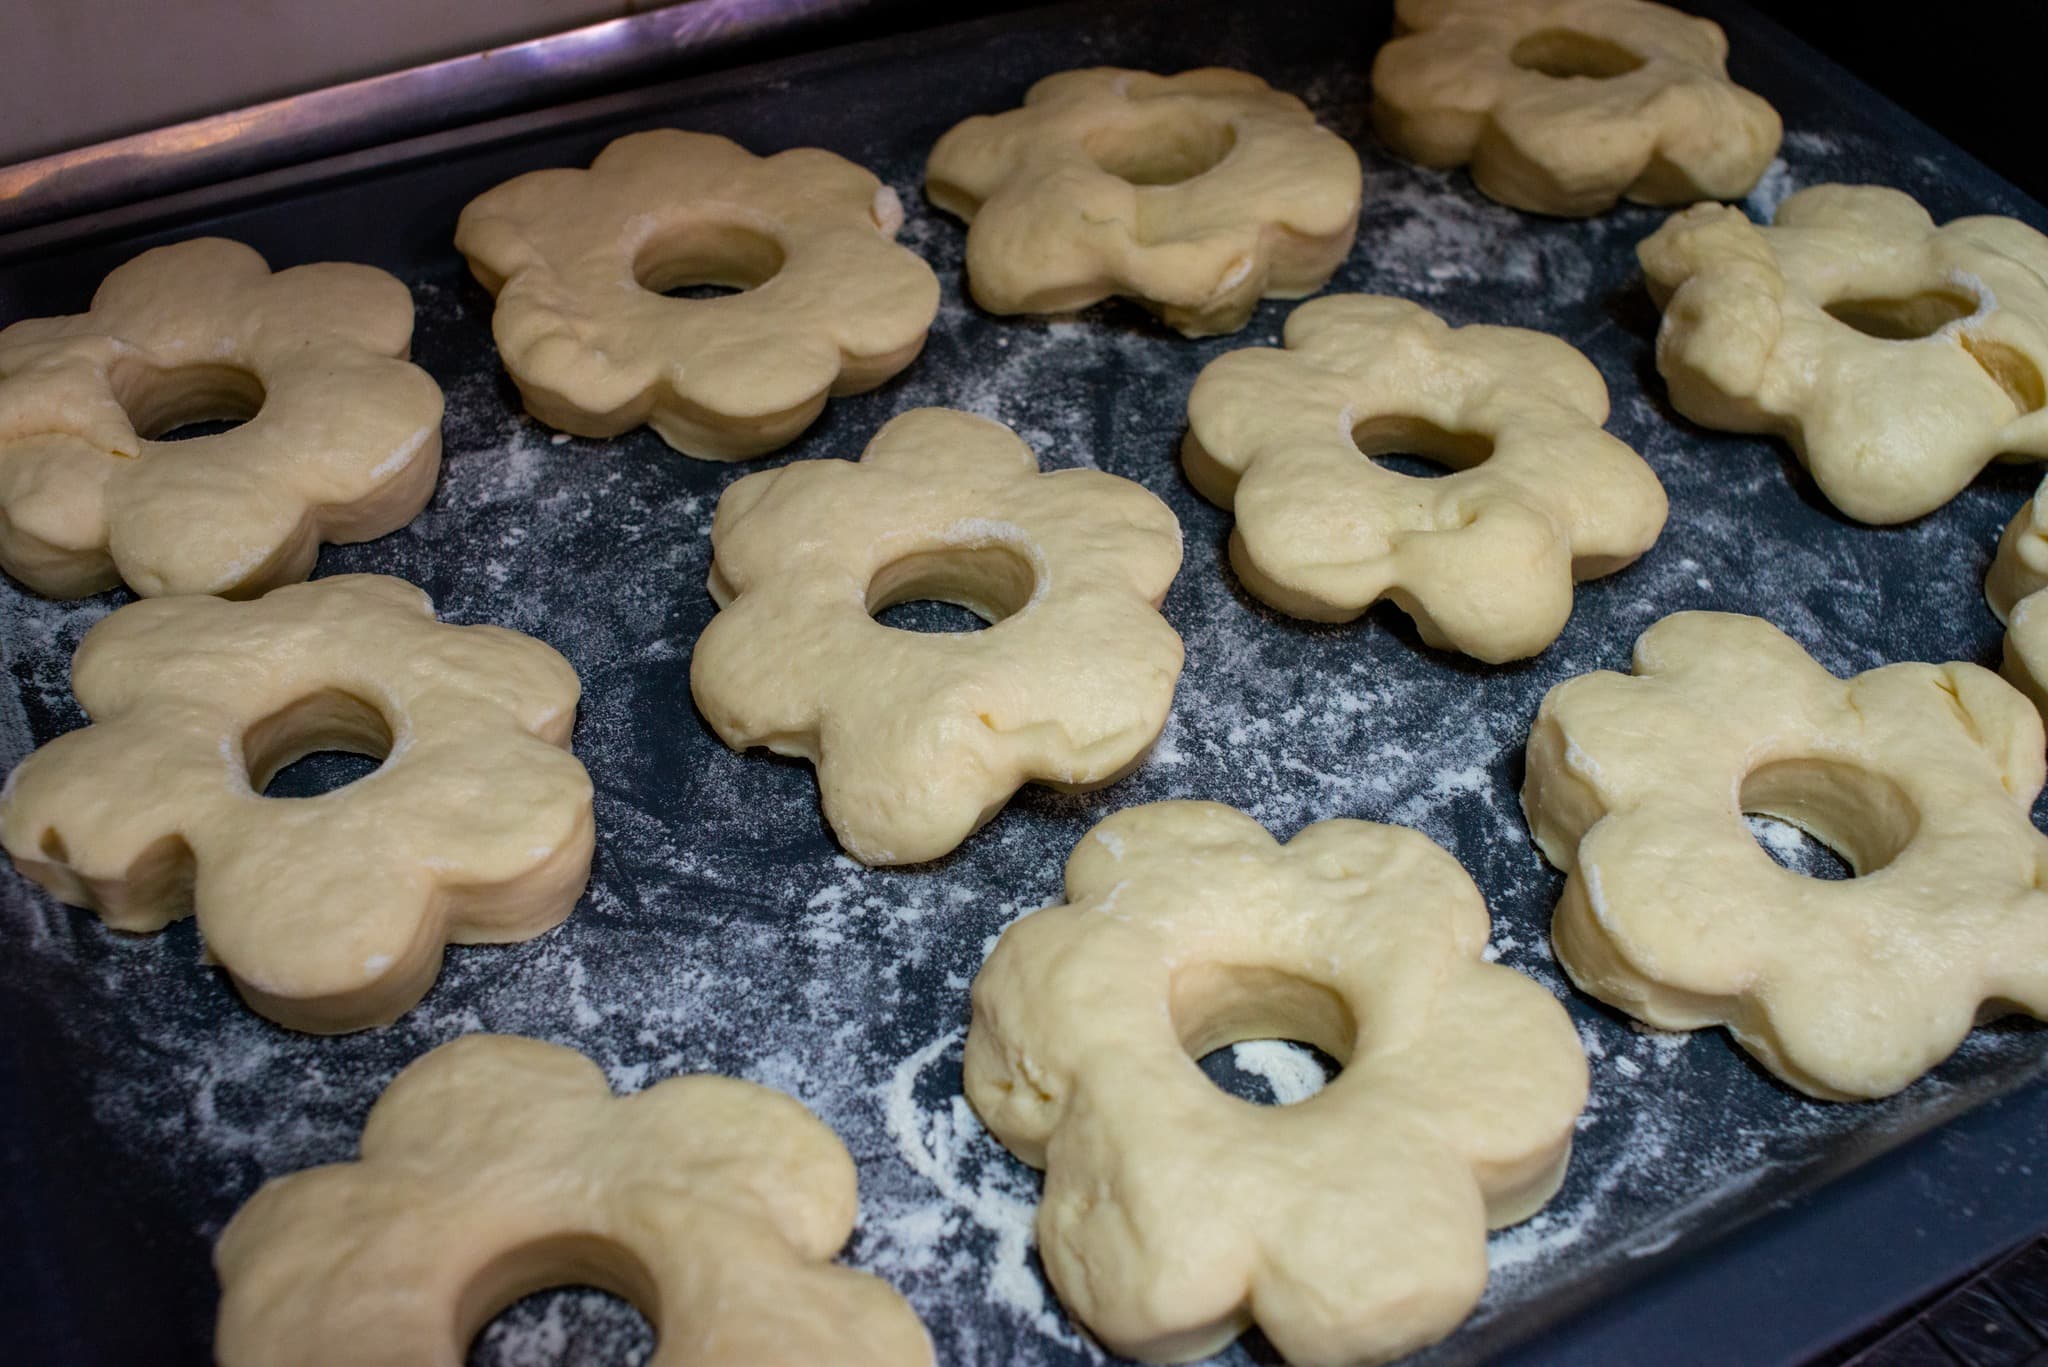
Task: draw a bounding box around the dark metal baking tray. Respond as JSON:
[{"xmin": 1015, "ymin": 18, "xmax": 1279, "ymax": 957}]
[{"xmin": 3, "ymin": 1, "xmax": 2044, "ymax": 1363}]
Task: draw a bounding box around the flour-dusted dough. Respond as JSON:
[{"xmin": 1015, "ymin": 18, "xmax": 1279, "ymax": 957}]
[
  {"xmin": 926, "ymin": 68, "xmax": 1361, "ymax": 337},
  {"xmin": 1988, "ymin": 476, "xmax": 2048, "ymax": 717},
  {"xmin": 0, "ymin": 237, "xmax": 443, "ymax": 598},
  {"xmin": 691, "ymin": 408, "xmax": 1183, "ymax": 866},
  {"xmin": 1640, "ymin": 184, "xmax": 2048, "ymax": 524},
  {"xmin": 1523, "ymin": 611, "xmax": 2048, "ymax": 1101},
  {"xmin": 966, "ymin": 801, "xmax": 1588, "ymax": 1366},
  {"xmin": 456, "ymin": 130, "xmax": 939, "ymax": 460},
  {"xmin": 215, "ymin": 1034, "xmax": 933, "ymax": 1366},
  {"xmin": 0, "ymin": 576, "xmax": 593, "ymax": 1034},
  {"xmin": 1370, "ymin": 0, "xmax": 1780, "ymax": 217},
  {"xmin": 1184, "ymin": 294, "xmax": 1666, "ymax": 662}
]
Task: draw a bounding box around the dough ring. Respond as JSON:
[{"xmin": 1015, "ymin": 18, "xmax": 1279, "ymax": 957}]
[
  {"xmin": 1369, "ymin": 0, "xmax": 1781, "ymax": 217},
  {"xmin": 1523, "ymin": 610, "xmax": 2048, "ymax": 1101},
  {"xmin": 690, "ymin": 407, "xmax": 1183, "ymax": 866},
  {"xmin": 1184, "ymin": 294, "xmax": 1667, "ymax": 662},
  {"xmin": 966, "ymin": 801, "xmax": 1588, "ymax": 1366},
  {"xmin": 0, "ymin": 237, "xmax": 443, "ymax": 598},
  {"xmin": 215, "ymin": 1033, "xmax": 934, "ymax": 1366},
  {"xmin": 1989, "ymin": 476, "xmax": 2048, "ymax": 718},
  {"xmin": 456, "ymin": 130, "xmax": 940, "ymax": 460},
  {"xmin": 925, "ymin": 68, "xmax": 1362, "ymax": 337},
  {"xmin": 1640, "ymin": 184, "xmax": 2048, "ymax": 524},
  {"xmin": 0, "ymin": 575, "xmax": 593, "ymax": 1034}
]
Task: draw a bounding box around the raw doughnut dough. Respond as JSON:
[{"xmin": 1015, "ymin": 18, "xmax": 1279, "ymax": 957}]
[
  {"xmin": 966, "ymin": 801, "xmax": 1588, "ymax": 1366},
  {"xmin": 215, "ymin": 1034, "xmax": 934, "ymax": 1366},
  {"xmin": 1370, "ymin": 0, "xmax": 1780, "ymax": 217},
  {"xmin": 1987, "ymin": 475, "xmax": 2048, "ymax": 717},
  {"xmin": 1640, "ymin": 184, "xmax": 2048, "ymax": 523},
  {"xmin": 456, "ymin": 129, "xmax": 939, "ymax": 460},
  {"xmin": 690, "ymin": 408, "xmax": 1183, "ymax": 866},
  {"xmin": 1523, "ymin": 610, "xmax": 2048, "ymax": 1100},
  {"xmin": 0, "ymin": 575, "xmax": 593, "ymax": 1034},
  {"xmin": 925, "ymin": 68, "xmax": 1362, "ymax": 337},
  {"xmin": 0, "ymin": 237, "xmax": 443, "ymax": 598},
  {"xmin": 1183, "ymin": 294, "xmax": 1666, "ymax": 662}
]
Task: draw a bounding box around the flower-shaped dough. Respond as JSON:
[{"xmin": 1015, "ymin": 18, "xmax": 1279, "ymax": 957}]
[
  {"xmin": 0, "ymin": 575, "xmax": 593, "ymax": 1034},
  {"xmin": 1640, "ymin": 184, "xmax": 2048, "ymax": 524},
  {"xmin": 690, "ymin": 407, "xmax": 1183, "ymax": 865},
  {"xmin": 925, "ymin": 68, "xmax": 1362, "ymax": 337},
  {"xmin": 1523, "ymin": 611, "xmax": 2048, "ymax": 1100},
  {"xmin": 1184, "ymin": 294, "xmax": 1666, "ymax": 662},
  {"xmin": 215, "ymin": 1034, "xmax": 934, "ymax": 1366},
  {"xmin": 456, "ymin": 129, "xmax": 940, "ymax": 460},
  {"xmin": 1370, "ymin": 0, "xmax": 1781, "ymax": 217},
  {"xmin": 1987, "ymin": 475, "xmax": 2048, "ymax": 718},
  {"xmin": 966, "ymin": 802, "xmax": 1587, "ymax": 1366},
  {"xmin": 0, "ymin": 237, "xmax": 443, "ymax": 598}
]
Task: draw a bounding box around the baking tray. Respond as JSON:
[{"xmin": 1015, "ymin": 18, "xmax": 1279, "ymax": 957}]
[{"xmin": 3, "ymin": 1, "xmax": 2046, "ymax": 1363}]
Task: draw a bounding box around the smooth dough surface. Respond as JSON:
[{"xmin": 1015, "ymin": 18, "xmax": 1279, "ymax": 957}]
[
  {"xmin": 457, "ymin": 129, "xmax": 939, "ymax": 460},
  {"xmin": 0, "ymin": 237, "xmax": 443, "ymax": 598},
  {"xmin": 1523, "ymin": 610, "xmax": 2048, "ymax": 1100},
  {"xmin": 1370, "ymin": 0, "xmax": 1781, "ymax": 216},
  {"xmin": 1987, "ymin": 476, "xmax": 2048, "ymax": 717},
  {"xmin": 691, "ymin": 407, "xmax": 1184, "ymax": 866},
  {"xmin": 1639, "ymin": 184, "xmax": 2048, "ymax": 524},
  {"xmin": 1183, "ymin": 293, "xmax": 1666, "ymax": 661},
  {"xmin": 215, "ymin": 1033, "xmax": 934, "ymax": 1366},
  {"xmin": 965, "ymin": 801, "xmax": 1588, "ymax": 1366},
  {"xmin": 0, "ymin": 575, "xmax": 593, "ymax": 1033},
  {"xmin": 926, "ymin": 67, "xmax": 1361, "ymax": 336}
]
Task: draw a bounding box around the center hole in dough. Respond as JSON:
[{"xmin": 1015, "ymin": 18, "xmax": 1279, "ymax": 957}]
[
  {"xmin": 866, "ymin": 543, "xmax": 1038, "ymax": 635},
  {"xmin": 1085, "ymin": 114, "xmax": 1238, "ymax": 187},
  {"xmin": 1739, "ymin": 758, "xmax": 1920, "ymax": 879},
  {"xmin": 1170, "ymin": 963, "xmax": 1356, "ymax": 1107},
  {"xmin": 1823, "ymin": 289, "xmax": 1979, "ymax": 341},
  {"xmin": 241, "ymin": 689, "xmax": 395, "ymax": 800},
  {"xmin": 634, "ymin": 220, "xmax": 786, "ymax": 300},
  {"xmin": 1352, "ymin": 414, "xmax": 1494, "ymax": 480},
  {"xmin": 1509, "ymin": 29, "xmax": 1647, "ymax": 80},
  {"xmin": 109, "ymin": 360, "xmax": 266, "ymax": 443},
  {"xmin": 460, "ymin": 1234, "xmax": 659, "ymax": 1366}
]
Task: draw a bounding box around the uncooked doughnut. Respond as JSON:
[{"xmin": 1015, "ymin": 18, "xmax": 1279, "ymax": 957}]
[
  {"xmin": 966, "ymin": 800, "xmax": 1588, "ymax": 1365},
  {"xmin": 1184, "ymin": 293, "xmax": 1666, "ymax": 661},
  {"xmin": 0, "ymin": 237, "xmax": 443, "ymax": 598},
  {"xmin": 1523, "ymin": 610, "xmax": 2048, "ymax": 1100},
  {"xmin": 1371, "ymin": 0, "xmax": 1780, "ymax": 216},
  {"xmin": 0, "ymin": 575, "xmax": 593, "ymax": 1034},
  {"xmin": 215, "ymin": 1034, "xmax": 933, "ymax": 1366},
  {"xmin": 926, "ymin": 68, "xmax": 1361, "ymax": 336},
  {"xmin": 691, "ymin": 408, "xmax": 1183, "ymax": 865},
  {"xmin": 457, "ymin": 129, "xmax": 939, "ymax": 460}
]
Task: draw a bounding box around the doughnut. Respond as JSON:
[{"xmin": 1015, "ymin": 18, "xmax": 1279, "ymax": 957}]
[
  {"xmin": 1184, "ymin": 293, "xmax": 1666, "ymax": 662},
  {"xmin": 1523, "ymin": 610, "xmax": 2048, "ymax": 1100},
  {"xmin": 0, "ymin": 575, "xmax": 593, "ymax": 1033},
  {"xmin": 690, "ymin": 408, "xmax": 1183, "ymax": 865}
]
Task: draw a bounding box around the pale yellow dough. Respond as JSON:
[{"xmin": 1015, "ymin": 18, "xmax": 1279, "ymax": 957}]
[
  {"xmin": 1523, "ymin": 611, "xmax": 2048, "ymax": 1101},
  {"xmin": 0, "ymin": 575, "xmax": 593, "ymax": 1034},
  {"xmin": 925, "ymin": 68, "xmax": 1362, "ymax": 337},
  {"xmin": 1183, "ymin": 294, "xmax": 1666, "ymax": 662},
  {"xmin": 0, "ymin": 237, "xmax": 443, "ymax": 598},
  {"xmin": 214, "ymin": 1034, "xmax": 934, "ymax": 1366},
  {"xmin": 1640, "ymin": 184, "xmax": 2048, "ymax": 524},
  {"xmin": 1987, "ymin": 476, "xmax": 2048, "ymax": 717},
  {"xmin": 1370, "ymin": 0, "xmax": 1781, "ymax": 217},
  {"xmin": 691, "ymin": 408, "xmax": 1183, "ymax": 866},
  {"xmin": 965, "ymin": 801, "xmax": 1588, "ymax": 1367},
  {"xmin": 456, "ymin": 129, "xmax": 940, "ymax": 460}
]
